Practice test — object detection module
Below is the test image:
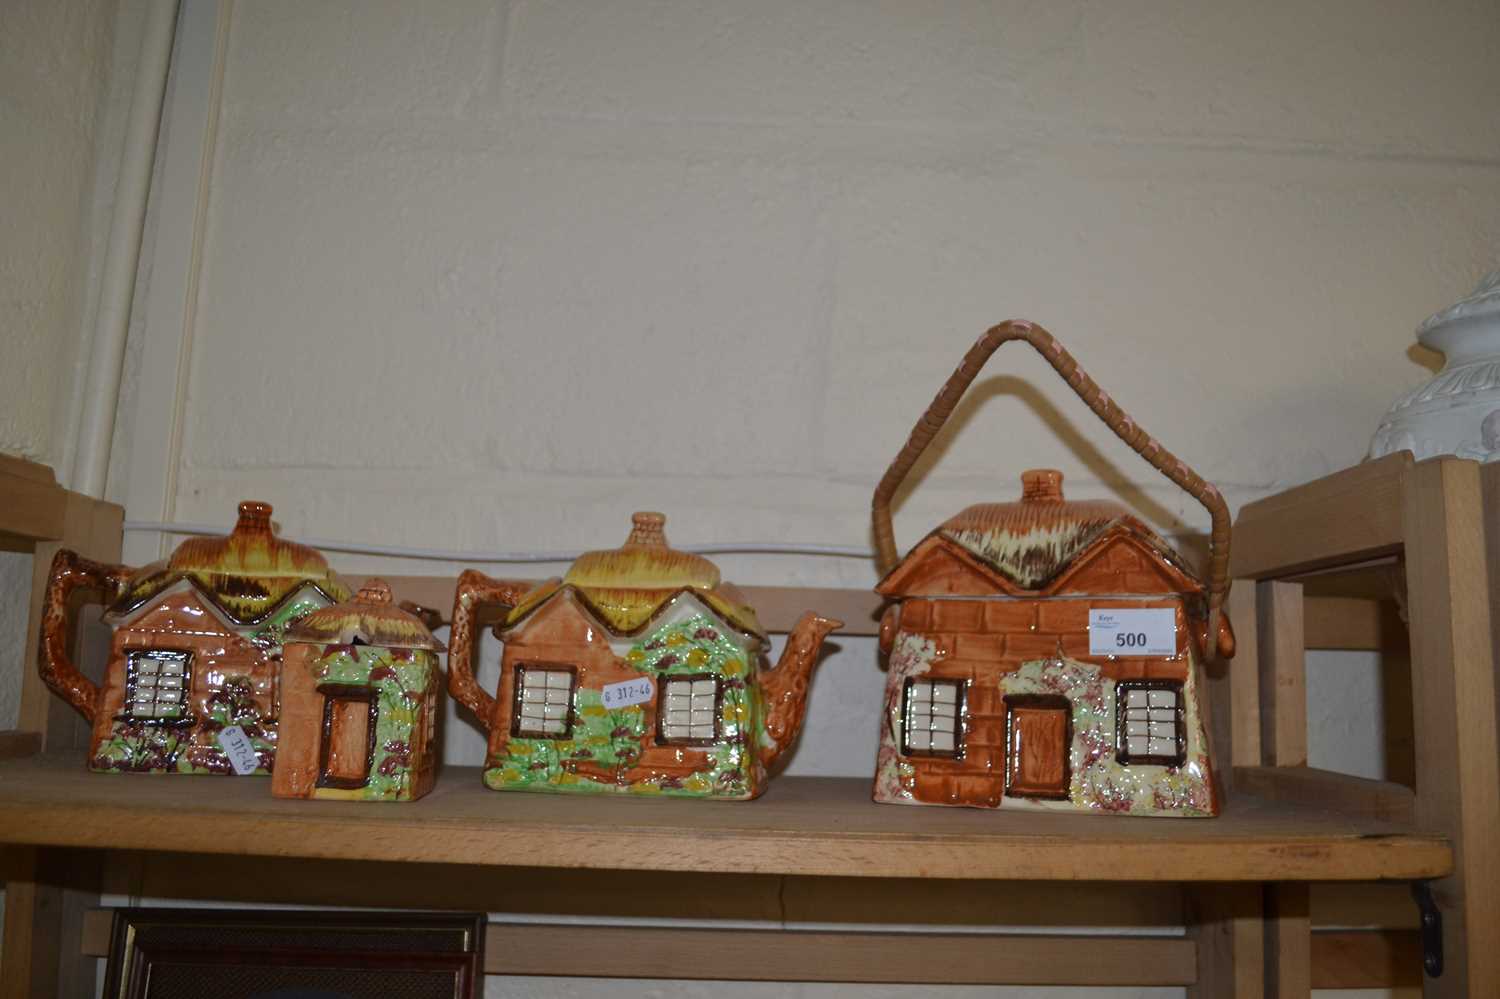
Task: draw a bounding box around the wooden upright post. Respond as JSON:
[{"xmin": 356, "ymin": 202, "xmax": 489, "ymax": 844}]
[
  {"xmin": 0, "ymin": 456, "xmax": 123, "ymax": 999},
  {"xmin": 1187, "ymin": 884, "xmax": 1264, "ymax": 998},
  {"xmin": 1265, "ymin": 883, "xmax": 1311, "ymax": 998},
  {"xmin": 1257, "ymin": 580, "xmax": 1306, "ymax": 768},
  {"xmin": 1226, "ymin": 582, "xmax": 1262, "ymax": 770},
  {"xmin": 1232, "ymin": 453, "xmax": 1498, "ymax": 994},
  {"xmin": 1406, "ymin": 458, "xmax": 1500, "ymax": 998}
]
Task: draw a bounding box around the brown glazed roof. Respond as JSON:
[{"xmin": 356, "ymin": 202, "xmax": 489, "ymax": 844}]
[
  {"xmin": 286, "ymin": 579, "xmax": 445, "ymax": 651},
  {"xmin": 108, "ymin": 501, "xmax": 349, "ymax": 626},
  {"xmin": 502, "ymin": 512, "xmax": 765, "ymax": 640},
  {"xmin": 890, "ymin": 469, "xmax": 1201, "ymax": 592}
]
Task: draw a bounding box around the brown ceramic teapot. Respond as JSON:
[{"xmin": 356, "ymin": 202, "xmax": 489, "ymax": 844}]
[
  {"xmin": 869, "ymin": 320, "xmax": 1234, "ymax": 816},
  {"xmin": 273, "ymin": 579, "xmax": 446, "ymax": 802},
  {"xmin": 447, "ymin": 512, "xmax": 841, "ymax": 799},
  {"xmin": 38, "ymin": 501, "xmax": 348, "ymax": 774}
]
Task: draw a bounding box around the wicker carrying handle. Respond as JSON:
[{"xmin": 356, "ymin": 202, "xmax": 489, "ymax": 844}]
[{"xmin": 871, "ymin": 319, "xmax": 1232, "ymax": 646}]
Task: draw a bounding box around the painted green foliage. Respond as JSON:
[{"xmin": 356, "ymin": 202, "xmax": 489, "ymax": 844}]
[
  {"xmin": 485, "ymin": 613, "xmax": 759, "ymax": 798},
  {"xmin": 89, "ymin": 676, "xmax": 275, "ymax": 775},
  {"xmin": 250, "ymin": 593, "xmax": 330, "ymax": 651},
  {"xmin": 315, "ymin": 646, "xmax": 435, "ymax": 801}
]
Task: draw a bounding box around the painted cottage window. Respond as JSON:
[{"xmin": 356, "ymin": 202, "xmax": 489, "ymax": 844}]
[
  {"xmin": 658, "ymin": 676, "xmax": 719, "ymax": 744},
  {"xmin": 1116, "ymin": 681, "xmax": 1185, "ymax": 766},
  {"xmin": 512, "ymin": 665, "xmax": 576, "ymax": 737},
  {"xmin": 902, "ymin": 678, "xmax": 964, "ymax": 757},
  {"xmin": 124, "ymin": 650, "xmax": 191, "ymax": 721}
]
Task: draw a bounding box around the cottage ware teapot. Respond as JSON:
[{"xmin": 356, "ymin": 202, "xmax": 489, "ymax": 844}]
[
  {"xmin": 447, "ymin": 512, "xmax": 841, "ymax": 799},
  {"xmin": 39, "ymin": 501, "xmax": 348, "ymax": 774},
  {"xmin": 274, "ymin": 579, "xmax": 446, "ymax": 802},
  {"xmin": 869, "ymin": 320, "xmax": 1234, "ymax": 816}
]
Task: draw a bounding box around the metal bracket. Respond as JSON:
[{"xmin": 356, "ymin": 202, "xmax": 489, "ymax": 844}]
[{"xmin": 1411, "ymin": 880, "xmax": 1443, "ymax": 978}]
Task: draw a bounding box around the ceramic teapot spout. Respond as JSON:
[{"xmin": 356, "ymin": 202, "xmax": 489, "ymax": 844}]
[{"xmin": 757, "ymin": 612, "xmax": 841, "ymax": 770}]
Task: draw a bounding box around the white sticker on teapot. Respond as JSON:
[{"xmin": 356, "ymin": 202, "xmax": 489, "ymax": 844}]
[
  {"xmin": 217, "ymin": 724, "xmax": 260, "ymax": 775},
  {"xmin": 1088, "ymin": 608, "xmax": 1178, "ymax": 657},
  {"xmin": 601, "ymin": 677, "xmax": 655, "ymax": 709}
]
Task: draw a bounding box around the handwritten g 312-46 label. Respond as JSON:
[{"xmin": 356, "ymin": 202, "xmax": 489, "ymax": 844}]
[
  {"xmin": 1088, "ymin": 608, "xmax": 1177, "ymax": 657},
  {"xmin": 216, "ymin": 724, "xmax": 260, "ymax": 775},
  {"xmin": 601, "ymin": 677, "xmax": 655, "ymax": 709}
]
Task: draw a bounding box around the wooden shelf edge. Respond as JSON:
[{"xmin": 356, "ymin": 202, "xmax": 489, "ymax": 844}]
[
  {"xmin": 1232, "ymin": 766, "xmax": 1416, "ymax": 824},
  {"xmin": 1232, "ymin": 453, "xmax": 1411, "ymax": 579},
  {"xmin": 0, "ymin": 757, "xmax": 1451, "ymax": 883},
  {"xmin": 1303, "ymin": 595, "xmax": 1404, "ymax": 651},
  {"xmin": 0, "ymin": 454, "xmax": 67, "ymax": 544},
  {"xmin": 0, "ymin": 731, "xmax": 43, "ymax": 760}
]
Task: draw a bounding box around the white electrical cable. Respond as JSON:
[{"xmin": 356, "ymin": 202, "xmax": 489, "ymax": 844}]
[{"xmin": 122, "ymin": 521, "xmax": 875, "ymax": 562}]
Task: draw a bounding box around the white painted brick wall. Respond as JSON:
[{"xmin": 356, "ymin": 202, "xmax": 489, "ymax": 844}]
[
  {"xmin": 0, "ymin": 0, "xmax": 146, "ymax": 727},
  {"xmin": 169, "ymin": 0, "xmax": 1499, "ymax": 565},
  {"xmin": 0, "ymin": 0, "xmax": 115, "ymax": 472}
]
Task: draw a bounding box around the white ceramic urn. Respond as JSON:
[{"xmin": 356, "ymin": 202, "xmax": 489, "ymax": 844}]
[{"xmin": 1371, "ymin": 271, "xmax": 1500, "ymax": 462}]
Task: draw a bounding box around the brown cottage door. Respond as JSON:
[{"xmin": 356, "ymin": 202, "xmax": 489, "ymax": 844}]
[
  {"xmin": 1004, "ymin": 695, "xmax": 1072, "ymax": 800},
  {"xmin": 318, "ymin": 687, "xmax": 377, "ymax": 790}
]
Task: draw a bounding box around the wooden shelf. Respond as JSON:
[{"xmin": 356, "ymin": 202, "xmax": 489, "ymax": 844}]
[
  {"xmin": 0, "ymin": 753, "xmax": 1449, "ymax": 882},
  {"xmin": 0, "ymin": 451, "xmax": 1472, "ymax": 994},
  {"xmin": 1224, "ymin": 454, "xmax": 1500, "ymax": 996}
]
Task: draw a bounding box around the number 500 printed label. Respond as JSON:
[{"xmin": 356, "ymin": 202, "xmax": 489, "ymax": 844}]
[{"xmin": 1088, "ymin": 608, "xmax": 1177, "ymax": 657}]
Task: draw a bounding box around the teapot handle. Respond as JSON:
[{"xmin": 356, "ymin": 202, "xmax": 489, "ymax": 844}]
[
  {"xmin": 446, "ymin": 569, "xmax": 532, "ymax": 731},
  {"xmin": 871, "ymin": 319, "xmax": 1232, "ymax": 648},
  {"xmin": 39, "ymin": 549, "xmax": 131, "ymax": 722}
]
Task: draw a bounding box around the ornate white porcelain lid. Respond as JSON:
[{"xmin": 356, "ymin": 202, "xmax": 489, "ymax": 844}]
[
  {"xmin": 1419, "ymin": 270, "xmax": 1500, "ymax": 337},
  {"xmin": 1417, "ymin": 270, "xmax": 1500, "ymax": 363},
  {"xmin": 1370, "ymin": 269, "xmax": 1500, "ymax": 462}
]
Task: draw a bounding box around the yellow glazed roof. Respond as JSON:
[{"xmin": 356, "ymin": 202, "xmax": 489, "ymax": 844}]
[
  {"xmin": 109, "ymin": 501, "xmax": 349, "ymax": 626},
  {"xmin": 286, "ymin": 579, "xmax": 445, "ymax": 651},
  {"xmin": 564, "ymin": 512, "xmax": 721, "ymax": 591},
  {"xmin": 502, "ymin": 512, "xmax": 764, "ymax": 639}
]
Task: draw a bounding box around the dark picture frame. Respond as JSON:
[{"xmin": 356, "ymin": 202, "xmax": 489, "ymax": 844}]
[{"xmin": 102, "ymin": 908, "xmax": 484, "ymax": 999}]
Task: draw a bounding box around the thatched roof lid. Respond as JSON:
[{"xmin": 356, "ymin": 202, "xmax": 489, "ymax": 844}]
[
  {"xmin": 884, "ymin": 470, "xmax": 1200, "ymax": 593},
  {"xmin": 502, "ymin": 512, "xmax": 764, "ymax": 639},
  {"xmin": 108, "ymin": 501, "xmax": 349, "ymax": 626},
  {"xmin": 286, "ymin": 579, "xmax": 445, "ymax": 651}
]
